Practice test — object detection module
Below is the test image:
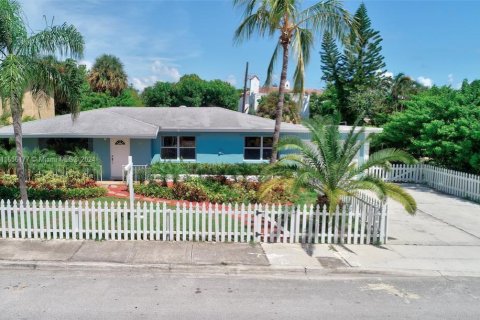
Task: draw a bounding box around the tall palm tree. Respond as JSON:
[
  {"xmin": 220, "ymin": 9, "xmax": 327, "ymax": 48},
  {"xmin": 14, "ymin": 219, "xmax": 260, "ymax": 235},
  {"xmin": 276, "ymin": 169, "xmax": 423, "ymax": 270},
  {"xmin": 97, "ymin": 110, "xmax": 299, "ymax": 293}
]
[
  {"xmin": 264, "ymin": 116, "xmax": 417, "ymax": 214},
  {"xmin": 234, "ymin": 0, "xmax": 352, "ymax": 163},
  {"xmin": 0, "ymin": 0, "xmax": 84, "ymax": 201},
  {"xmin": 88, "ymin": 54, "xmax": 128, "ymax": 97},
  {"xmin": 389, "ymin": 73, "xmax": 421, "ymax": 111}
]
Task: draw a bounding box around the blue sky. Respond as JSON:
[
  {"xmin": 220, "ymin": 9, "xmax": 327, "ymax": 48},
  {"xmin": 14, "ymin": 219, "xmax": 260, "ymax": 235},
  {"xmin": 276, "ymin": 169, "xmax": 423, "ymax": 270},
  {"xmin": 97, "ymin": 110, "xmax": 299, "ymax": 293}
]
[{"xmin": 20, "ymin": 0, "xmax": 480, "ymax": 91}]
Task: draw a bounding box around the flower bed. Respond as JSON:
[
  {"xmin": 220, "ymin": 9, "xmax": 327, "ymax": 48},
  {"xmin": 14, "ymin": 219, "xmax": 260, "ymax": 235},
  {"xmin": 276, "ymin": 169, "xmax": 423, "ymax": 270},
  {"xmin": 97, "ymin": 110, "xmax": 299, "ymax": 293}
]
[
  {"xmin": 0, "ymin": 171, "xmax": 106, "ymax": 200},
  {"xmin": 134, "ymin": 176, "xmax": 314, "ymax": 204}
]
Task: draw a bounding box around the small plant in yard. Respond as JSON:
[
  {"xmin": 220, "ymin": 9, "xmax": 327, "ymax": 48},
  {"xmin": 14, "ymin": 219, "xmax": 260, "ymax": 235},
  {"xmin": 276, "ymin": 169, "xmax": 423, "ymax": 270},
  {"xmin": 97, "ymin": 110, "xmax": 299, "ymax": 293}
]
[{"xmin": 265, "ymin": 116, "xmax": 418, "ymax": 214}]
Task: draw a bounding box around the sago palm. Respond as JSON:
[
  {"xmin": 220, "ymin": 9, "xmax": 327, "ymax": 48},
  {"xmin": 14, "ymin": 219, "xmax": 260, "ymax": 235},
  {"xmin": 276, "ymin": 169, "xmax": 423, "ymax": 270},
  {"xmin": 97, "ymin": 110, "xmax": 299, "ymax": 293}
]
[
  {"xmin": 0, "ymin": 0, "xmax": 84, "ymax": 201},
  {"xmin": 264, "ymin": 117, "xmax": 417, "ymax": 214},
  {"xmin": 234, "ymin": 0, "xmax": 352, "ymax": 163},
  {"xmin": 88, "ymin": 54, "xmax": 128, "ymax": 97}
]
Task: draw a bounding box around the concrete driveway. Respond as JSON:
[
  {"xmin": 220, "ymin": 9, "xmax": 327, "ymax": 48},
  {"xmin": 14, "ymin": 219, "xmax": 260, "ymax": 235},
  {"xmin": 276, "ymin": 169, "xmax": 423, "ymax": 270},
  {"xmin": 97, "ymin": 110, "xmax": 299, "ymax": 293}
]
[{"xmin": 387, "ymin": 184, "xmax": 480, "ymax": 246}]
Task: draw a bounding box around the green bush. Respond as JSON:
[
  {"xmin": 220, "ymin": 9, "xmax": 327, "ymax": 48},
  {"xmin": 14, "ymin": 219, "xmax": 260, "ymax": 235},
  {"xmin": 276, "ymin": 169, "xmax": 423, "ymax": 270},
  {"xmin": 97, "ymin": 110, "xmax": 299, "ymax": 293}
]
[
  {"xmin": 0, "ymin": 174, "xmax": 18, "ymax": 187},
  {"xmin": 0, "ymin": 186, "xmax": 106, "ymax": 200},
  {"xmin": 150, "ymin": 162, "xmax": 267, "ymax": 177},
  {"xmin": 134, "ymin": 183, "xmax": 174, "ymax": 199}
]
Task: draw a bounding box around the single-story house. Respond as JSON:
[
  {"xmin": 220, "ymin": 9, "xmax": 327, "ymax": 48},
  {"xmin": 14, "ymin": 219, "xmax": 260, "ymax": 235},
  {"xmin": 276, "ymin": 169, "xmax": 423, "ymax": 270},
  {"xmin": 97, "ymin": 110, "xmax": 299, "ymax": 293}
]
[{"xmin": 0, "ymin": 107, "xmax": 382, "ymax": 180}]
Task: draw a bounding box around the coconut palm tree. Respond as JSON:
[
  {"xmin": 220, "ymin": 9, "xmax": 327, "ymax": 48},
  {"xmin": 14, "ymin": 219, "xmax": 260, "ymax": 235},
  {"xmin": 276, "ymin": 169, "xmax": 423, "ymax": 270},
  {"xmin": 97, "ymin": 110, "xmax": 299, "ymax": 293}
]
[
  {"xmin": 234, "ymin": 0, "xmax": 352, "ymax": 163},
  {"xmin": 389, "ymin": 73, "xmax": 422, "ymax": 112},
  {"xmin": 88, "ymin": 54, "xmax": 128, "ymax": 97},
  {"xmin": 0, "ymin": 0, "xmax": 84, "ymax": 201},
  {"xmin": 263, "ymin": 116, "xmax": 417, "ymax": 214}
]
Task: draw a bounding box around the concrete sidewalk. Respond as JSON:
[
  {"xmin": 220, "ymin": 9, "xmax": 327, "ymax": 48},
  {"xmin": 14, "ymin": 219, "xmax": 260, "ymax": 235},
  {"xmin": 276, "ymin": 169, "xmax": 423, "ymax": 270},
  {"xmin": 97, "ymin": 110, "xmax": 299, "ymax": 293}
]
[
  {"xmin": 1, "ymin": 185, "xmax": 479, "ymax": 277},
  {"xmin": 2, "ymin": 239, "xmax": 480, "ymax": 277}
]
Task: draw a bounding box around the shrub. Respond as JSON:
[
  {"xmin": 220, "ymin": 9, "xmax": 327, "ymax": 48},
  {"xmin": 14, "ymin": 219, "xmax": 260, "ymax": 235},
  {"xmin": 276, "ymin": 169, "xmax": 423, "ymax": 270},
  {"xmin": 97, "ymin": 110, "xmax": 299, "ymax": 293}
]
[
  {"xmin": 32, "ymin": 171, "xmax": 67, "ymax": 189},
  {"xmin": 0, "ymin": 186, "xmax": 106, "ymax": 200},
  {"xmin": 0, "ymin": 174, "xmax": 18, "ymax": 187},
  {"xmin": 172, "ymin": 180, "xmax": 209, "ymax": 202},
  {"xmin": 134, "ymin": 183, "xmax": 174, "ymax": 199},
  {"xmin": 62, "ymin": 187, "xmax": 107, "ymax": 199},
  {"xmin": 150, "ymin": 162, "xmax": 267, "ymax": 177},
  {"xmin": 65, "ymin": 170, "xmax": 97, "ymax": 188}
]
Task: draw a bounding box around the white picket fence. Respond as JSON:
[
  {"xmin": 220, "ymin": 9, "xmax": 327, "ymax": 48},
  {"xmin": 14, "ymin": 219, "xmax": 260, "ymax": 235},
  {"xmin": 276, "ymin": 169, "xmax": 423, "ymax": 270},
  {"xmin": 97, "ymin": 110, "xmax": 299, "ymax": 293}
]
[
  {"xmin": 368, "ymin": 164, "xmax": 480, "ymax": 202},
  {"xmin": 0, "ymin": 195, "xmax": 387, "ymax": 244}
]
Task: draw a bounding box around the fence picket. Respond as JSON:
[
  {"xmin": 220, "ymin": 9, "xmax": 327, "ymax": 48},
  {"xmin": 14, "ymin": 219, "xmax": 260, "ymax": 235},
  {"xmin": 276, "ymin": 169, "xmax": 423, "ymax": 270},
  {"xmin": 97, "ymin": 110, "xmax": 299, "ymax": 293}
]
[
  {"xmin": 26, "ymin": 201, "xmax": 31, "ymax": 239},
  {"xmin": 215, "ymin": 204, "xmax": 220, "ymax": 242},
  {"xmin": 188, "ymin": 203, "xmax": 193, "ymax": 241},
  {"xmin": 0, "ymin": 196, "xmax": 387, "ymax": 245},
  {"xmin": 233, "ymin": 203, "xmax": 239, "ymax": 243},
  {"xmin": 247, "ymin": 204, "xmax": 253, "ymax": 242},
  {"xmin": 182, "ymin": 203, "xmax": 187, "ymax": 241}
]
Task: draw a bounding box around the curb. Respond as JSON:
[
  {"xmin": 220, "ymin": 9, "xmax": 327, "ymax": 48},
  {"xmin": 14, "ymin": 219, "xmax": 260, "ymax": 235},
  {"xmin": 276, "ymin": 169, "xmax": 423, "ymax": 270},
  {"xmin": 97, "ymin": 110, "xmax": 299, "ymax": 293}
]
[{"xmin": 1, "ymin": 259, "xmax": 479, "ymax": 278}]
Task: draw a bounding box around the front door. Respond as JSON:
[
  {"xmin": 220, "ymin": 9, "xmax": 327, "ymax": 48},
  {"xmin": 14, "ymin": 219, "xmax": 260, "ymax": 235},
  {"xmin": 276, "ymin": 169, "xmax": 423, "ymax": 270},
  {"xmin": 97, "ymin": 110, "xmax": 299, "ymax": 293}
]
[{"xmin": 110, "ymin": 137, "xmax": 130, "ymax": 180}]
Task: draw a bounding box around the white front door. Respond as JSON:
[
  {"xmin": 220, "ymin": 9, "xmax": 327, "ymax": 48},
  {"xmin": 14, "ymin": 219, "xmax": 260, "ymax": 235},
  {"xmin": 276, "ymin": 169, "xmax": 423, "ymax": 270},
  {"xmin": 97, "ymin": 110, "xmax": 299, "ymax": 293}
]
[{"xmin": 110, "ymin": 137, "xmax": 130, "ymax": 179}]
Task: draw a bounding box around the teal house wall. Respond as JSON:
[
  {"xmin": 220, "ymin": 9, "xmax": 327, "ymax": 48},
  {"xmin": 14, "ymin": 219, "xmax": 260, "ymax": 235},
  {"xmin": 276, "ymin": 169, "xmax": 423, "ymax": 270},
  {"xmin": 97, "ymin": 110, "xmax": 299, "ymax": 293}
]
[
  {"xmin": 130, "ymin": 139, "xmax": 152, "ymax": 165},
  {"xmin": 17, "ymin": 131, "xmax": 369, "ymax": 180}
]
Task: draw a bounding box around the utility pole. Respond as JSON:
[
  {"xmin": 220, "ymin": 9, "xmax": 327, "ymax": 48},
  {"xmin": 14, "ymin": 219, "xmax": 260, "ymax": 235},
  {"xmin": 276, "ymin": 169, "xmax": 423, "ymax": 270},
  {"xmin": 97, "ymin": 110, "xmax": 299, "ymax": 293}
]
[{"xmin": 242, "ymin": 62, "xmax": 249, "ymax": 113}]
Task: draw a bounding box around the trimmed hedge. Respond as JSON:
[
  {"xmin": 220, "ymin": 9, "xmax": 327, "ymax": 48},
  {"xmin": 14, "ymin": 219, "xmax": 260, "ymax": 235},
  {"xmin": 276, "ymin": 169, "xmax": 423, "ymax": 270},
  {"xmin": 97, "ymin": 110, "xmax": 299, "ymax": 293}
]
[
  {"xmin": 150, "ymin": 162, "xmax": 268, "ymax": 176},
  {"xmin": 0, "ymin": 186, "xmax": 107, "ymax": 200}
]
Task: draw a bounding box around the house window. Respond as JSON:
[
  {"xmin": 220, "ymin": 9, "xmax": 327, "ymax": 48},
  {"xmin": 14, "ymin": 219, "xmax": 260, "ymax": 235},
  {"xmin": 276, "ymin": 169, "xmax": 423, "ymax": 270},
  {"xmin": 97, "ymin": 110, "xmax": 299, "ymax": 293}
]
[
  {"xmin": 244, "ymin": 137, "xmax": 273, "ymax": 160},
  {"xmin": 161, "ymin": 136, "xmax": 196, "ymax": 160}
]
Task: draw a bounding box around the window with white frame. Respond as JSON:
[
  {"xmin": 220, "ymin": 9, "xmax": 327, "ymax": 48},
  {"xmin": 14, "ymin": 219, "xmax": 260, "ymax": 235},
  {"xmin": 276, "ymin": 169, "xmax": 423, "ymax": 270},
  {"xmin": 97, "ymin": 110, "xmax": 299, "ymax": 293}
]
[
  {"xmin": 244, "ymin": 137, "xmax": 273, "ymax": 160},
  {"xmin": 161, "ymin": 136, "xmax": 196, "ymax": 160}
]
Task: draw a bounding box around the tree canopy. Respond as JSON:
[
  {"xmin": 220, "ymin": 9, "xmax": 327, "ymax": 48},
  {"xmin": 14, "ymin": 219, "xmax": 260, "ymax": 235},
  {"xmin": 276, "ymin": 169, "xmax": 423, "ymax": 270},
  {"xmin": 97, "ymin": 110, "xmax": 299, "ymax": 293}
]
[
  {"xmin": 142, "ymin": 74, "xmax": 238, "ymax": 110},
  {"xmin": 375, "ymin": 81, "xmax": 480, "ymax": 174},
  {"xmin": 256, "ymin": 92, "xmax": 300, "ymax": 124},
  {"xmin": 87, "ymin": 54, "xmax": 128, "ymax": 97}
]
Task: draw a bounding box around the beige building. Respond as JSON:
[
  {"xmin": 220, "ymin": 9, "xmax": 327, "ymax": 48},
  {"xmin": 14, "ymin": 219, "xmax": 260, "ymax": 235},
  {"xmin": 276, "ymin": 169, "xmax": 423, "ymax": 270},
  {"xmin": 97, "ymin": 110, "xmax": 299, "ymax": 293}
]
[{"xmin": 0, "ymin": 91, "xmax": 54, "ymax": 122}]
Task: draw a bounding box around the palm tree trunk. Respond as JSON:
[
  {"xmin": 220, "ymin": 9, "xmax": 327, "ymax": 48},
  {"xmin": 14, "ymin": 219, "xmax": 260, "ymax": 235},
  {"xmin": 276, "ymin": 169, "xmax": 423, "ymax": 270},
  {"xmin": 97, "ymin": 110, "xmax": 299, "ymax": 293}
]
[
  {"xmin": 11, "ymin": 104, "xmax": 28, "ymax": 202},
  {"xmin": 270, "ymin": 43, "xmax": 289, "ymax": 163}
]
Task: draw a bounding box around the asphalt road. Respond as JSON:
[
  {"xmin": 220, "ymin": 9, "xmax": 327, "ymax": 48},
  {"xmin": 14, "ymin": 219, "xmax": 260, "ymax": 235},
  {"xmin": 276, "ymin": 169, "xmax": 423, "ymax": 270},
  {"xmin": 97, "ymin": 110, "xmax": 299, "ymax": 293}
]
[{"xmin": 0, "ymin": 269, "xmax": 479, "ymax": 319}]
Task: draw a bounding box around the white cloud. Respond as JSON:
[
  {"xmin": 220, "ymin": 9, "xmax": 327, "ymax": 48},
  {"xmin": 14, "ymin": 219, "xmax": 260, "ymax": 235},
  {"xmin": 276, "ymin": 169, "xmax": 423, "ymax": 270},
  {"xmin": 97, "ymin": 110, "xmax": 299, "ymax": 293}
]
[
  {"xmin": 226, "ymin": 75, "xmax": 237, "ymax": 86},
  {"xmin": 448, "ymin": 73, "xmax": 454, "ymax": 85},
  {"xmin": 132, "ymin": 60, "xmax": 182, "ymax": 91},
  {"xmin": 417, "ymin": 76, "xmax": 433, "ymax": 88},
  {"xmin": 132, "ymin": 76, "xmax": 158, "ymax": 91},
  {"xmin": 151, "ymin": 60, "xmax": 181, "ymax": 82}
]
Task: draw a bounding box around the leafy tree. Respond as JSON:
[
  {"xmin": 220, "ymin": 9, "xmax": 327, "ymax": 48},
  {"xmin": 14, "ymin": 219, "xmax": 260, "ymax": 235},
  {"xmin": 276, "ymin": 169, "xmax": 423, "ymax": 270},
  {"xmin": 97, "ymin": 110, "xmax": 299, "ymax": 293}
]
[
  {"xmin": 142, "ymin": 82, "xmax": 174, "ymax": 107},
  {"xmin": 256, "ymin": 92, "xmax": 300, "ymax": 124},
  {"xmin": 142, "ymin": 75, "xmax": 238, "ymax": 109},
  {"xmin": 172, "ymin": 74, "xmax": 206, "ymax": 107},
  {"xmin": 234, "ymin": 0, "xmax": 351, "ymax": 163},
  {"xmin": 264, "ymin": 117, "xmax": 417, "ymax": 214},
  {"xmin": 0, "ymin": 0, "xmax": 84, "ymax": 201},
  {"xmin": 87, "ymin": 54, "xmax": 127, "ymax": 97},
  {"xmin": 309, "ymin": 86, "xmax": 340, "ymax": 118},
  {"xmin": 376, "ymin": 82, "xmax": 480, "ymax": 174},
  {"xmin": 347, "ymin": 86, "xmax": 389, "ymax": 126},
  {"xmin": 204, "ymin": 79, "xmax": 238, "ymax": 110}
]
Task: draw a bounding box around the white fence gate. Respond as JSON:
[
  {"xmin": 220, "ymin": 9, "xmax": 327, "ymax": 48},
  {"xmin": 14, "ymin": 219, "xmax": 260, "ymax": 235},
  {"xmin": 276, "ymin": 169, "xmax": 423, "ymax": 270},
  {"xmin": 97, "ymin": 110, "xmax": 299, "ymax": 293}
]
[
  {"xmin": 0, "ymin": 196, "xmax": 387, "ymax": 244},
  {"xmin": 368, "ymin": 164, "xmax": 480, "ymax": 202}
]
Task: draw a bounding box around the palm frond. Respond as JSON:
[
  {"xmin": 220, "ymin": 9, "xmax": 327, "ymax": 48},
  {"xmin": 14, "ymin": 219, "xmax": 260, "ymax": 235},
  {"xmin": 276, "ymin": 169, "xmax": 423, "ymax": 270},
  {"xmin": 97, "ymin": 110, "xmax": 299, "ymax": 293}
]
[
  {"xmin": 20, "ymin": 22, "xmax": 84, "ymax": 59},
  {"xmin": 383, "ymin": 182, "xmax": 417, "ymax": 215},
  {"xmin": 265, "ymin": 41, "xmax": 282, "ymax": 87}
]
